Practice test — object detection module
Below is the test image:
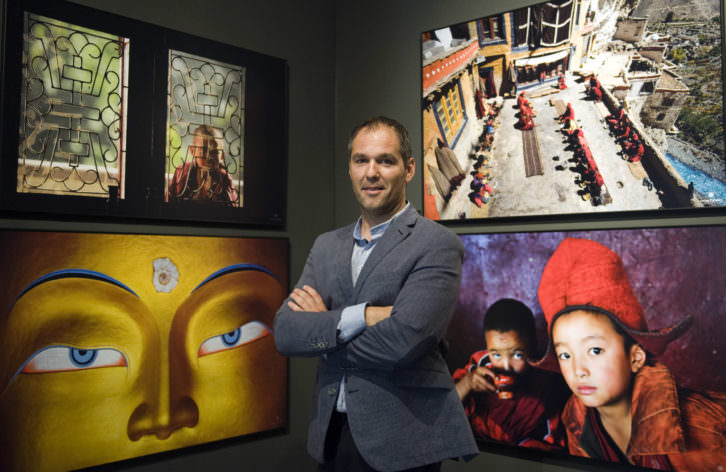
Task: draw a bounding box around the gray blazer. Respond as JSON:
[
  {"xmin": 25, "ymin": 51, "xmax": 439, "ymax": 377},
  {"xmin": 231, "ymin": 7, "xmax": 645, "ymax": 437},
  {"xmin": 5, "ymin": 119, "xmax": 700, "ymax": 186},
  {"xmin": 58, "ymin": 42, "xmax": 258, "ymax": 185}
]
[{"xmin": 274, "ymin": 206, "xmax": 478, "ymax": 471}]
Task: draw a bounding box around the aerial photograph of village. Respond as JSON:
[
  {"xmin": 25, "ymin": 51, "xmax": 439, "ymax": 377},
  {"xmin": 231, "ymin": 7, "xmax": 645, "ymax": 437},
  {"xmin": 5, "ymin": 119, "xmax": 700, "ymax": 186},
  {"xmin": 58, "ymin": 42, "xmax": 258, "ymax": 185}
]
[{"xmin": 421, "ymin": 0, "xmax": 725, "ymax": 221}]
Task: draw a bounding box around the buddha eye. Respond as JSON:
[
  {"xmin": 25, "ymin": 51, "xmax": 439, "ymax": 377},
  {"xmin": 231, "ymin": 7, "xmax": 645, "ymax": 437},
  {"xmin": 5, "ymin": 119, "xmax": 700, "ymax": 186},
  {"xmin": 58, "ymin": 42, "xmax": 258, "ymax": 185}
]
[
  {"xmin": 21, "ymin": 346, "xmax": 127, "ymax": 373},
  {"xmin": 198, "ymin": 321, "xmax": 271, "ymax": 357}
]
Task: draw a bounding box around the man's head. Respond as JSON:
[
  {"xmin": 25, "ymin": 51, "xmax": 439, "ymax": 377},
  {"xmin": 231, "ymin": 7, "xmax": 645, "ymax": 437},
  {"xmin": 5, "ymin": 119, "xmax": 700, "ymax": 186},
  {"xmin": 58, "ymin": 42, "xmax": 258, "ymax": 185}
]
[
  {"xmin": 347, "ymin": 117, "xmax": 415, "ymax": 227},
  {"xmin": 482, "ymin": 298, "xmax": 536, "ymax": 375},
  {"xmin": 190, "ymin": 125, "xmax": 224, "ymax": 169},
  {"xmin": 347, "ymin": 116, "xmax": 412, "ymax": 160}
]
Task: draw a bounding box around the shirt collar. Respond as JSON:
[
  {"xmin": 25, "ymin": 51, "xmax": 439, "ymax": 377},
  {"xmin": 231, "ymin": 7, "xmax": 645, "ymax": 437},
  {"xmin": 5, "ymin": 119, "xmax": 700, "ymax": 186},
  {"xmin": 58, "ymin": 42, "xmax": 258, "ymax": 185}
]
[{"xmin": 353, "ymin": 203, "xmax": 410, "ymax": 243}]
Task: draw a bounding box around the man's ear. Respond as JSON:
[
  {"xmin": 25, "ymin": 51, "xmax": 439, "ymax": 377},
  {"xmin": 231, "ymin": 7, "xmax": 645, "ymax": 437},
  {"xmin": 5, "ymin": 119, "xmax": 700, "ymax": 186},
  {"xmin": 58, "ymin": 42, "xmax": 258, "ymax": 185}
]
[
  {"xmin": 405, "ymin": 156, "xmax": 416, "ymax": 182},
  {"xmin": 629, "ymin": 344, "xmax": 647, "ymax": 373}
]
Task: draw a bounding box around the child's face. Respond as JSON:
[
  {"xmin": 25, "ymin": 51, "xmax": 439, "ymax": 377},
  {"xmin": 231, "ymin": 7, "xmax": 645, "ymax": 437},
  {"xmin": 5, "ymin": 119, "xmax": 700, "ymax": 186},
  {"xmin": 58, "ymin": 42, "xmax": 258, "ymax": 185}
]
[
  {"xmin": 552, "ymin": 310, "xmax": 640, "ymax": 410},
  {"xmin": 484, "ymin": 329, "xmax": 529, "ymax": 374}
]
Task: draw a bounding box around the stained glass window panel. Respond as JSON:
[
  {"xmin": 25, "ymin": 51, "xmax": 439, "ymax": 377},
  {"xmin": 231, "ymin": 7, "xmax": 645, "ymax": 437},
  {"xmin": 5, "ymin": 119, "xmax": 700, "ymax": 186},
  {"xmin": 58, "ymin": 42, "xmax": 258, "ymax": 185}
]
[{"xmin": 18, "ymin": 13, "xmax": 129, "ymax": 198}]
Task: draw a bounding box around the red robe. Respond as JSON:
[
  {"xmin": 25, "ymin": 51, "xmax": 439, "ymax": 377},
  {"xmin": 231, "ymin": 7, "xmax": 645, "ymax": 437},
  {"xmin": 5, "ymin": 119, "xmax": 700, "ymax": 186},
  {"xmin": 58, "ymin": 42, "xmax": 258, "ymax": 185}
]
[
  {"xmin": 453, "ymin": 351, "xmax": 569, "ymax": 450},
  {"xmin": 560, "ymin": 103, "xmax": 574, "ymax": 123},
  {"xmin": 168, "ymin": 161, "xmax": 239, "ymax": 205},
  {"xmin": 562, "ymin": 362, "xmax": 726, "ymax": 471}
]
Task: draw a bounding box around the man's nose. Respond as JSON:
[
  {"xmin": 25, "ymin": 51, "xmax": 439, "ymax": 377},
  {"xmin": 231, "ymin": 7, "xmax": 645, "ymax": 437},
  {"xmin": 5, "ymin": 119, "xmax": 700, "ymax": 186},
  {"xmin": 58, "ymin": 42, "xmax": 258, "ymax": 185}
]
[{"xmin": 364, "ymin": 161, "xmax": 380, "ymax": 178}]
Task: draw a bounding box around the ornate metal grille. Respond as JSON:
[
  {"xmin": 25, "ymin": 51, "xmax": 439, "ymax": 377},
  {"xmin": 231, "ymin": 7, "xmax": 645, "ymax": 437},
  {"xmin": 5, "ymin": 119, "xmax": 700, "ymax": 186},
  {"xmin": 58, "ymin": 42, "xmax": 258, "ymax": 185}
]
[
  {"xmin": 19, "ymin": 13, "xmax": 129, "ymax": 198},
  {"xmin": 166, "ymin": 50, "xmax": 244, "ymax": 207}
]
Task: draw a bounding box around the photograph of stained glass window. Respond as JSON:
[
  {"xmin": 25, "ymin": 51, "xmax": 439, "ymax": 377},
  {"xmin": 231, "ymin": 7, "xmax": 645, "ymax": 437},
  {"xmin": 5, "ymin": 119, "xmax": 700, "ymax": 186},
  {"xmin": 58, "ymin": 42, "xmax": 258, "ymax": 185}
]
[
  {"xmin": 18, "ymin": 13, "xmax": 129, "ymax": 198},
  {"xmin": 166, "ymin": 50, "xmax": 245, "ymax": 207}
]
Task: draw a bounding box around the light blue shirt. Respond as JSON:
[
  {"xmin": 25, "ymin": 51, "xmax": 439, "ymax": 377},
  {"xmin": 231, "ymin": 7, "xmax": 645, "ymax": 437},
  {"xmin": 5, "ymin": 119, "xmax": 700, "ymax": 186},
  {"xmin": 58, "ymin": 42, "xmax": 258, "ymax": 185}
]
[{"xmin": 335, "ymin": 203, "xmax": 409, "ymax": 412}]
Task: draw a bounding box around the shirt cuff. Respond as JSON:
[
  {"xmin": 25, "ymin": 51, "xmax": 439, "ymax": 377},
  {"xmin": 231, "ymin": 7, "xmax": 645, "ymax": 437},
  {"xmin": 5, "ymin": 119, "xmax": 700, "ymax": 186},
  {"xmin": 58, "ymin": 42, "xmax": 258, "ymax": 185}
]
[{"xmin": 337, "ymin": 302, "xmax": 368, "ymax": 342}]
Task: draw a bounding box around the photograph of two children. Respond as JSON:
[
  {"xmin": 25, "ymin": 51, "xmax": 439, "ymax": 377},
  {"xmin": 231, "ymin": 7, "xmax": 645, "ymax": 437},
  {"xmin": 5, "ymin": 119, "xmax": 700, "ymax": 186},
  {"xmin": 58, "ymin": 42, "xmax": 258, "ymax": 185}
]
[{"xmin": 448, "ymin": 226, "xmax": 725, "ymax": 470}]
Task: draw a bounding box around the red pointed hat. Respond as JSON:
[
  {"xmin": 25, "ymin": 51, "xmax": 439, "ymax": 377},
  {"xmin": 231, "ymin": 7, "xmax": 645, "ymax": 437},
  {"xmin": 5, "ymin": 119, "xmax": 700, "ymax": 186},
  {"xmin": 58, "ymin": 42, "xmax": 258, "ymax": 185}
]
[{"xmin": 531, "ymin": 237, "xmax": 693, "ymax": 371}]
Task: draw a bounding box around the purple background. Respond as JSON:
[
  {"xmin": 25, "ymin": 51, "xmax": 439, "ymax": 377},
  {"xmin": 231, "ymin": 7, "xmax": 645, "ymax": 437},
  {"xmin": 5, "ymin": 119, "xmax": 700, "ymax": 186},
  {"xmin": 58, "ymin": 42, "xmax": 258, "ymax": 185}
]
[{"xmin": 448, "ymin": 226, "xmax": 726, "ymax": 393}]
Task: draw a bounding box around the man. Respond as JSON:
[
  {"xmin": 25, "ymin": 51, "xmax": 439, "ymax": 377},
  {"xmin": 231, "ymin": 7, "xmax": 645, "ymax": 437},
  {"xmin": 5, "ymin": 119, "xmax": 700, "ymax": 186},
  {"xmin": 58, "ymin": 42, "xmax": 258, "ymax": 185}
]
[
  {"xmin": 168, "ymin": 124, "xmax": 239, "ymax": 205},
  {"xmin": 274, "ymin": 117, "xmax": 477, "ymax": 471}
]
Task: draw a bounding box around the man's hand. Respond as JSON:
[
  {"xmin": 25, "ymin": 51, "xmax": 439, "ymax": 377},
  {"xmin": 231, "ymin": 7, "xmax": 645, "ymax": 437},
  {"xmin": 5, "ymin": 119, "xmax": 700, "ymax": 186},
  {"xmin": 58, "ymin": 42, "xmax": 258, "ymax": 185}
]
[
  {"xmin": 365, "ymin": 305, "xmax": 393, "ymax": 326},
  {"xmin": 455, "ymin": 366, "xmax": 496, "ymax": 399},
  {"xmin": 287, "ymin": 285, "xmax": 327, "ymax": 312}
]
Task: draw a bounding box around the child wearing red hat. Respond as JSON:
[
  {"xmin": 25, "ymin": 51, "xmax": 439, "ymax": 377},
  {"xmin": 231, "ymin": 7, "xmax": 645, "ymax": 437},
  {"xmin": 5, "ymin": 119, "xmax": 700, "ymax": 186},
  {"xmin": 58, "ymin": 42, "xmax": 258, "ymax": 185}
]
[
  {"xmin": 453, "ymin": 298, "xmax": 569, "ymax": 451},
  {"xmin": 534, "ymin": 238, "xmax": 726, "ymax": 471}
]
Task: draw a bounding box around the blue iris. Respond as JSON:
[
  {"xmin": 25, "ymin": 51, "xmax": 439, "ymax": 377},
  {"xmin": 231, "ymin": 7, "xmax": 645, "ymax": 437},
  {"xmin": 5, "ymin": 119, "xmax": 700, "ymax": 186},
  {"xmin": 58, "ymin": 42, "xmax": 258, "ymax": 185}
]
[
  {"xmin": 70, "ymin": 348, "xmax": 98, "ymax": 367},
  {"xmin": 222, "ymin": 328, "xmax": 241, "ymax": 346}
]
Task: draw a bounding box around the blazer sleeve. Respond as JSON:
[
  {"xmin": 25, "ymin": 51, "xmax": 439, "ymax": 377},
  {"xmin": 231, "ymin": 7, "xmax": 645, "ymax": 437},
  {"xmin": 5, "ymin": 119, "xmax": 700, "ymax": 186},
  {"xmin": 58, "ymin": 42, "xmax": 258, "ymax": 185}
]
[
  {"xmin": 273, "ymin": 234, "xmax": 344, "ymax": 357},
  {"xmin": 340, "ymin": 224, "xmax": 464, "ymax": 370}
]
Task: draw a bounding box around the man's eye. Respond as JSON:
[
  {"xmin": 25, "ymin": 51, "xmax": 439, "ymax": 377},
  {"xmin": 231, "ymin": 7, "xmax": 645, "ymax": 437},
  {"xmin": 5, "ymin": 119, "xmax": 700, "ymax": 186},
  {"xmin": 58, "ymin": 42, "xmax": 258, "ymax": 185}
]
[
  {"xmin": 490, "ymin": 352, "xmax": 501, "ymax": 359},
  {"xmin": 588, "ymin": 347, "xmax": 603, "ymax": 356},
  {"xmin": 513, "ymin": 352, "xmax": 524, "ymax": 360},
  {"xmin": 21, "ymin": 346, "xmax": 127, "ymax": 373},
  {"xmin": 557, "ymin": 351, "xmax": 570, "ymax": 360},
  {"xmin": 198, "ymin": 321, "xmax": 271, "ymax": 357}
]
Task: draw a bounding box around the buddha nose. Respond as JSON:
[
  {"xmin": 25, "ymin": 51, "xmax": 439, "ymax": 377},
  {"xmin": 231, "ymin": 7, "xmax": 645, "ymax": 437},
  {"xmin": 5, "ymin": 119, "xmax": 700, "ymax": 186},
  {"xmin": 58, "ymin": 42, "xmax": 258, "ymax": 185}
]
[
  {"xmin": 126, "ymin": 353, "xmax": 199, "ymax": 440},
  {"xmin": 127, "ymin": 396, "xmax": 199, "ymax": 441}
]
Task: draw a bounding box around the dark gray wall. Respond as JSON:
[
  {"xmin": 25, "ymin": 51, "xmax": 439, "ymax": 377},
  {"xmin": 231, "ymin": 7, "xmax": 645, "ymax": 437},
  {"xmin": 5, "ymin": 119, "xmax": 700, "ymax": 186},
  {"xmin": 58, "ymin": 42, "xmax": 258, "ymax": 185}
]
[
  {"xmin": 2, "ymin": 0, "xmax": 336, "ymax": 470},
  {"xmin": 1, "ymin": 0, "xmax": 724, "ymax": 471},
  {"xmin": 333, "ymin": 1, "xmax": 726, "ymax": 471},
  {"xmin": 333, "ymin": 0, "xmax": 725, "ymax": 235}
]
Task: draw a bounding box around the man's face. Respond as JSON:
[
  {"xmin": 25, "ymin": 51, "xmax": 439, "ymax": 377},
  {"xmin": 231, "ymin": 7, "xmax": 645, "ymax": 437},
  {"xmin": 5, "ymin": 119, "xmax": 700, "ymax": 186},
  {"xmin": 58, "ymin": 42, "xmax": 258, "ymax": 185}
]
[
  {"xmin": 191, "ymin": 132, "xmax": 222, "ymax": 168},
  {"xmin": 0, "ymin": 232, "xmax": 286, "ymax": 472},
  {"xmin": 484, "ymin": 329, "xmax": 529, "ymax": 375},
  {"xmin": 348, "ymin": 126, "xmax": 414, "ymax": 222},
  {"xmin": 553, "ymin": 310, "xmax": 637, "ymax": 411}
]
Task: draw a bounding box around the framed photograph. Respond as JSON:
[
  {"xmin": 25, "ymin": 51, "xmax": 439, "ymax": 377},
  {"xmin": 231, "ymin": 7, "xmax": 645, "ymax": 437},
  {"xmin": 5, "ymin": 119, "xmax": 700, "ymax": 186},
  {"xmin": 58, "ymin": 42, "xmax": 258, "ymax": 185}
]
[
  {"xmin": 449, "ymin": 225, "xmax": 726, "ymax": 469},
  {"xmin": 421, "ymin": 0, "xmax": 725, "ymax": 222},
  {"xmin": 0, "ymin": 230, "xmax": 289, "ymax": 471},
  {"xmin": 0, "ymin": 0, "xmax": 287, "ymax": 226}
]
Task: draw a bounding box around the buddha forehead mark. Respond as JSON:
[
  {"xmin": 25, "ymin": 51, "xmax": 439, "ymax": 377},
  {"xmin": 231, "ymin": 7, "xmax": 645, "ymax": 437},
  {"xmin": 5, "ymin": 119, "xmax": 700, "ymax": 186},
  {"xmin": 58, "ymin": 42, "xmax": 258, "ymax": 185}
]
[{"xmin": 152, "ymin": 257, "xmax": 179, "ymax": 293}]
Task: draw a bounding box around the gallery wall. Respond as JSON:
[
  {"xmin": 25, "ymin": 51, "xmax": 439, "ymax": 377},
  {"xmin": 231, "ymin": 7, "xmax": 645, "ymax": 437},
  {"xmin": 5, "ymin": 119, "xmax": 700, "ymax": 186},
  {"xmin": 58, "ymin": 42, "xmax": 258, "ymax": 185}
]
[
  {"xmin": 0, "ymin": 0, "xmax": 723, "ymax": 471},
  {"xmin": 1, "ymin": 0, "xmax": 336, "ymax": 470},
  {"xmin": 333, "ymin": 0, "xmax": 726, "ymax": 234},
  {"xmin": 333, "ymin": 0, "xmax": 726, "ymax": 471}
]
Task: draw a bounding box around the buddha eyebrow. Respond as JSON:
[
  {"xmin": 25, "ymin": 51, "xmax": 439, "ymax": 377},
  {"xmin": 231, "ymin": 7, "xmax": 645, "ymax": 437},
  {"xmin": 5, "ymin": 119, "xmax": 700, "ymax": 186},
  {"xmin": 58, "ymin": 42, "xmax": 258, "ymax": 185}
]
[
  {"xmin": 192, "ymin": 263, "xmax": 277, "ymax": 293},
  {"xmin": 16, "ymin": 269, "xmax": 138, "ymax": 302}
]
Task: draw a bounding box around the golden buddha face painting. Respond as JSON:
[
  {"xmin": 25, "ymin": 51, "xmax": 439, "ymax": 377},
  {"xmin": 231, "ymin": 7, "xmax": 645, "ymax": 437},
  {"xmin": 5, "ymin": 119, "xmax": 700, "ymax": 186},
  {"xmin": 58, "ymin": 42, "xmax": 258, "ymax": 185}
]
[{"xmin": 0, "ymin": 231, "xmax": 287, "ymax": 472}]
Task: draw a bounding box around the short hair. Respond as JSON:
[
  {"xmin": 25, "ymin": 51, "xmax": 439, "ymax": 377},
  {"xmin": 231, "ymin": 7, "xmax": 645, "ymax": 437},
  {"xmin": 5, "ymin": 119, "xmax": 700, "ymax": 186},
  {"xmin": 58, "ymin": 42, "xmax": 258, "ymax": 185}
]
[
  {"xmin": 193, "ymin": 124, "xmax": 222, "ymax": 144},
  {"xmin": 483, "ymin": 298, "xmax": 536, "ymax": 353},
  {"xmin": 347, "ymin": 116, "xmax": 412, "ymax": 161}
]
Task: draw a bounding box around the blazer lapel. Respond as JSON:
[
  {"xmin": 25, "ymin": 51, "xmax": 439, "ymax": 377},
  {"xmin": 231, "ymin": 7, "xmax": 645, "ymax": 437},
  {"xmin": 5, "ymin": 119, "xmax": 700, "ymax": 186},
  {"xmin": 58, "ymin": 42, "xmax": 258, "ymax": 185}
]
[
  {"xmin": 352, "ymin": 207, "xmax": 417, "ymax": 299},
  {"xmin": 332, "ymin": 223, "xmax": 355, "ymax": 301}
]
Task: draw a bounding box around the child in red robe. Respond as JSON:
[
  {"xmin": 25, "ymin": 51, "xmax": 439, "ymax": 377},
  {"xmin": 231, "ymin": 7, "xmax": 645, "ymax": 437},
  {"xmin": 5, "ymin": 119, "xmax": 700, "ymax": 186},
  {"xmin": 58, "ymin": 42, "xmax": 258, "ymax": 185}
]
[
  {"xmin": 534, "ymin": 238, "xmax": 726, "ymax": 471},
  {"xmin": 453, "ymin": 299, "xmax": 569, "ymax": 450}
]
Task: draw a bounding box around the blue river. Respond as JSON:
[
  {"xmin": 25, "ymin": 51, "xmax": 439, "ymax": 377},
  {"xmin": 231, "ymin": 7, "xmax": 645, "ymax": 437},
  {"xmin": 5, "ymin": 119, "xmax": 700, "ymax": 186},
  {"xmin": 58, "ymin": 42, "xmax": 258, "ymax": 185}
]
[{"xmin": 665, "ymin": 153, "xmax": 726, "ymax": 205}]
